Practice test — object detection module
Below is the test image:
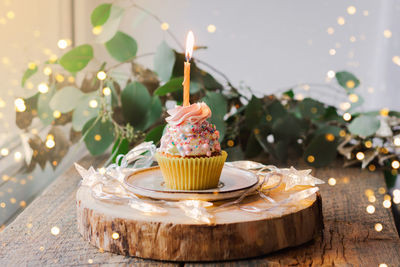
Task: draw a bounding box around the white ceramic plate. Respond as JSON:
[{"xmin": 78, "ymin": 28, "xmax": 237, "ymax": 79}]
[{"xmin": 123, "ymin": 166, "xmax": 259, "ymax": 201}]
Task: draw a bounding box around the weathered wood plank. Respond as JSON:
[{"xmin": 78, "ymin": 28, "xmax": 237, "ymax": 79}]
[
  {"xmin": 0, "ymin": 155, "xmax": 178, "ymax": 267},
  {"xmin": 186, "ymin": 163, "xmax": 400, "ymax": 266},
  {"xmin": 1, "ymin": 157, "xmax": 399, "ymax": 266}
]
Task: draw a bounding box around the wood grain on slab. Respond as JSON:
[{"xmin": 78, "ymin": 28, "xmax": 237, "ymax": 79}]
[{"xmin": 0, "ymin": 156, "xmax": 399, "ymax": 266}]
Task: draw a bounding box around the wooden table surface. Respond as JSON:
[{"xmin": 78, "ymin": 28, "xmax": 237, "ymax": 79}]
[{"xmin": 1, "ymin": 155, "xmax": 400, "ymax": 266}]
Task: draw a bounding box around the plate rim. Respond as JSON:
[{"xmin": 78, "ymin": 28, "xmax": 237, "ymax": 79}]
[{"xmin": 123, "ymin": 165, "xmax": 259, "ymax": 195}]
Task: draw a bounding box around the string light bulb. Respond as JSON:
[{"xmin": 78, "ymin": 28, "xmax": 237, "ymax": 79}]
[
  {"xmin": 102, "ymin": 87, "xmax": 111, "ymax": 96},
  {"xmin": 38, "ymin": 83, "xmax": 49, "ymax": 93},
  {"xmin": 97, "ymin": 71, "xmax": 106, "ymax": 80},
  {"xmin": 57, "ymin": 39, "xmax": 68, "ymax": 49},
  {"xmin": 383, "ymin": 30, "xmax": 392, "ymax": 38},
  {"xmin": 51, "ymin": 226, "xmax": 60, "ymax": 235},
  {"xmin": 347, "ymin": 6, "xmax": 356, "ymax": 15},
  {"xmin": 89, "ymin": 100, "xmax": 98, "ymax": 108},
  {"xmin": 160, "ymin": 22, "xmax": 169, "ymax": 31},
  {"xmin": 394, "ymin": 137, "xmax": 400, "ymax": 146},
  {"xmin": 343, "ymin": 113, "xmax": 351, "ymax": 121},
  {"xmin": 375, "ymin": 223, "xmax": 383, "ymax": 232},
  {"xmin": 356, "ymin": 152, "xmax": 365, "ymax": 160},
  {"xmin": 45, "ymin": 135, "xmax": 55, "ymax": 149},
  {"xmin": 337, "ymin": 17, "xmax": 345, "ymax": 25},
  {"xmin": 366, "ymin": 205, "xmax": 375, "ymax": 214},
  {"xmin": 0, "ymin": 148, "xmax": 9, "ymax": 156},
  {"xmin": 43, "ymin": 67, "xmax": 52, "ymax": 76},
  {"xmin": 207, "ymin": 24, "xmax": 216, "ymax": 33},
  {"xmin": 14, "ymin": 98, "xmax": 26, "ymax": 112},
  {"xmin": 92, "ymin": 26, "xmax": 102, "ymax": 35},
  {"xmin": 392, "ymin": 160, "xmax": 400, "ymax": 169}
]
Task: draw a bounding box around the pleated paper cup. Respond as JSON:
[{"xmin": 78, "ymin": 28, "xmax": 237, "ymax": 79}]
[{"xmin": 155, "ymin": 151, "xmax": 228, "ymax": 190}]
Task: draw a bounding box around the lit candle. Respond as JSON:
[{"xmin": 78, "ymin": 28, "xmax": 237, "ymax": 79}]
[{"xmin": 183, "ymin": 31, "xmax": 194, "ymax": 106}]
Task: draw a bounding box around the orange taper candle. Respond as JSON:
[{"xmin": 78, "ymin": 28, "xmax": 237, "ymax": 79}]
[{"xmin": 183, "ymin": 31, "xmax": 194, "ymax": 106}]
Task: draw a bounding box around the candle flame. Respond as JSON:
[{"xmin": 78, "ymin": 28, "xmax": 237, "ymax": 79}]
[{"xmin": 185, "ymin": 31, "xmax": 195, "ymax": 60}]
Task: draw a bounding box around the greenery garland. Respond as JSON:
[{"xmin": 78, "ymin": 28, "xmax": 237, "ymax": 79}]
[{"xmin": 14, "ymin": 3, "xmax": 400, "ymax": 186}]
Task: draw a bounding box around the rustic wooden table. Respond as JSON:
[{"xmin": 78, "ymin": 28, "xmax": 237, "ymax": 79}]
[{"xmin": 1, "ymin": 156, "xmax": 400, "ymax": 266}]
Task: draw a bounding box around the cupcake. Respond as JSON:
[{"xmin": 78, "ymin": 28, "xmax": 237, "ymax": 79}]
[{"xmin": 155, "ymin": 102, "xmax": 227, "ymax": 190}]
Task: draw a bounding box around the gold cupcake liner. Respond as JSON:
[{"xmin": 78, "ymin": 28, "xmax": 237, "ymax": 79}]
[{"xmin": 155, "ymin": 151, "xmax": 228, "ymax": 190}]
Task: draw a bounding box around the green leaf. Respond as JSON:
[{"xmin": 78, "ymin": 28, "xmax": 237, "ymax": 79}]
[
  {"xmin": 245, "ymin": 96, "xmax": 263, "ymax": 129},
  {"xmin": 121, "ymin": 82, "xmax": 151, "ymax": 129},
  {"xmin": 72, "ymin": 92, "xmax": 100, "ymax": 131},
  {"xmin": 283, "ymin": 89, "xmax": 294, "ymax": 99},
  {"xmin": 143, "ymin": 96, "xmax": 162, "ymax": 130},
  {"xmin": 335, "ymin": 71, "xmax": 360, "ymax": 91},
  {"xmin": 59, "ymin": 44, "xmax": 93, "ymax": 73},
  {"xmin": 154, "ymin": 77, "xmax": 183, "ymax": 96},
  {"xmin": 225, "ymin": 146, "xmax": 244, "ymax": 161},
  {"xmin": 105, "ymin": 31, "xmax": 137, "ymax": 62},
  {"xmin": 154, "ymin": 41, "xmax": 176, "ymax": 82},
  {"xmin": 82, "ymin": 118, "xmax": 115, "ymax": 155},
  {"xmin": 49, "ymin": 86, "xmax": 84, "ymax": 113},
  {"xmin": 21, "ymin": 65, "xmax": 38, "ymax": 87},
  {"xmin": 202, "ymin": 91, "xmax": 228, "ymax": 119},
  {"xmin": 111, "ymin": 138, "xmax": 130, "ymax": 163},
  {"xmin": 298, "ymin": 98, "xmax": 325, "ymax": 120},
  {"xmin": 272, "ymin": 114, "xmax": 303, "ymax": 140},
  {"xmin": 145, "ymin": 124, "xmax": 166, "ymax": 145},
  {"xmin": 37, "ymin": 86, "xmax": 56, "ymax": 126},
  {"xmin": 348, "ymin": 115, "xmax": 380, "ymax": 138},
  {"xmin": 266, "ymin": 100, "xmax": 287, "ymax": 125},
  {"xmin": 91, "ymin": 3, "xmax": 112, "ymax": 27},
  {"xmin": 245, "ymin": 132, "xmax": 262, "ymax": 158},
  {"xmin": 95, "ymin": 5, "xmax": 124, "ymax": 43},
  {"xmin": 303, "ymin": 134, "xmax": 339, "ymax": 167}
]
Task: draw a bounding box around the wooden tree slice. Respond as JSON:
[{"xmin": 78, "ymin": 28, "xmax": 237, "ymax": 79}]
[{"xmin": 76, "ymin": 186, "xmax": 323, "ymax": 261}]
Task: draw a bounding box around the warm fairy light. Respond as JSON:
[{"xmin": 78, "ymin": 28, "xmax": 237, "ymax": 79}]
[
  {"xmin": 97, "ymin": 71, "xmax": 107, "ymax": 80},
  {"xmin": 49, "ymin": 54, "xmax": 58, "ymax": 63},
  {"xmin": 378, "ymin": 187, "xmax": 385, "ymax": 195},
  {"xmin": 160, "ymin": 22, "xmax": 169, "ymax": 30},
  {"xmin": 366, "ymin": 205, "xmax": 375, "ymax": 214},
  {"xmin": 349, "ymin": 36, "xmax": 356, "ymax": 43},
  {"xmin": 39, "ymin": 246, "xmax": 44, "ymax": 251},
  {"xmin": 207, "ymin": 24, "xmax": 216, "ymax": 33},
  {"xmin": 10, "ymin": 198, "xmax": 16, "ymax": 204},
  {"xmin": 327, "ymin": 27, "xmax": 334, "ymax": 35},
  {"xmin": 0, "ymin": 148, "xmax": 9, "ymax": 156},
  {"xmin": 343, "ymin": 113, "xmax": 351, "ymax": 121},
  {"xmin": 6, "ymin": 11, "xmax": 15, "ymax": 19},
  {"xmin": 92, "ymin": 26, "xmax": 102, "ymax": 35},
  {"xmin": 53, "ymin": 110, "xmax": 61, "ymax": 118},
  {"xmin": 227, "ymin": 140, "xmax": 234, "ymax": 147},
  {"xmin": 347, "ymin": 6, "xmax": 356, "ymax": 15},
  {"xmin": 383, "ymin": 30, "xmax": 392, "ymax": 38},
  {"xmin": 15, "ymin": 98, "xmax": 26, "ymax": 112},
  {"xmin": 102, "ymin": 87, "xmax": 111, "ymax": 96},
  {"xmin": 365, "ymin": 140, "xmax": 372, "ymax": 148},
  {"xmin": 327, "ymin": 70, "xmax": 335, "ymax": 78},
  {"xmin": 14, "ymin": 151, "xmax": 22, "ymax": 161},
  {"xmin": 266, "ymin": 114, "xmax": 272, "ymax": 121},
  {"xmin": 383, "ymin": 200, "xmax": 391, "ymax": 208},
  {"xmin": 375, "ymin": 223, "xmax": 383, "ymax": 232},
  {"xmin": 348, "ymin": 94, "xmax": 358, "ymax": 103},
  {"xmin": 380, "ymin": 108, "xmax": 389, "ymax": 117},
  {"xmin": 0, "ymin": 202, "xmax": 5, "ymax": 208},
  {"xmin": 45, "ymin": 138, "xmax": 55, "ymax": 149},
  {"xmin": 38, "ymin": 83, "xmax": 49, "ymax": 93},
  {"xmin": 112, "ymin": 232, "xmax": 119, "ymax": 239},
  {"xmin": 325, "ymin": 133, "xmax": 335, "ymax": 142},
  {"xmin": 339, "ymin": 130, "xmax": 346, "ymax": 137},
  {"xmin": 98, "ymin": 167, "xmax": 106, "ymax": 175},
  {"xmin": 55, "ymin": 74, "xmax": 64, "ymax": 83},
  {"xmin": 365, "ymin": 189, "xmax": 374, "ymax": 197},
  {"xmin": 368, "ymin": 195, "xmax": 376, "ymax": 203},
  {"xmin": 51, "ymin": 226, "xmax": 60, "ymax": 235},
  {"xmin": 384, "ymin": 194, "xmax": 391, "ymax": 201},
  {"xmin": 356, "ymin": 152, "xmax": 365, "ymax": 160},
  {"xmin": 88, "ymin": 259, "xmax": 93, "ymax": 264},
  {"xmin": 394, "ymin": 137, "xmax": 400, "ymax": 146},
  {"xmin": 392, "ymin": 160, "xmax": 400, "ymax": 169},
  {"xmin": 295, "ymin": 94, "xmax": 304, "ymax": 101},
  {"xmin": 43, "ymin": 67, "xmax": 52, "ymax": 76},
  {"xmin": 328, "ymin": 177, "xmax": 336, "ymax": 186},
  {"xmin": 94, "ymin": 134, "xmax": 101, "ymax": 141},
  {"xmin": 302, "ymin": 84, "xmax": 310, "ymax": 90},
  {"xmin": 89, "ymin": 100, "xmax": 98, "ymax": 108},
  {"xmin": 329, "ymin": 49, "xmax": 336, "ymax": 56},
  {"xmin": 363, "ymin": 10, "xmax": 369, "ymax": 16},
  {"xmin": 57, "ymin": 39, "xmax": 68, "ymax": 49},
  {"xmin": 28, "ymin": 62, "xmax": 37, "ymax": 70},
  {"xmin": 346, "ymin": 80, "xmax": 355, "ymax": 88},
  {"xmin": 20, "ymin": 201, "xmax": 26, "ymax": 207},
  {"xmin": 307, "ymin": 155, "xmax": 315, "ymax": 163},
  {"xmin": 185, "ymin": 31, "xmax": 195, "ymax": 60},
  {"xmin": 392, "ymin": 56, "xmax": 400, "ymax": 66},
  {"xmin": 337, "ymin": 17, "xmax": 345, "ymax": 25},
  {"xmin": 68, "ymin": 76, "xmax": 75, "ymax": 83}
]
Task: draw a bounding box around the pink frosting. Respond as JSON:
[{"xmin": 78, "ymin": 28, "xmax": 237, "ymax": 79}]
[{"xmin": 166, "ymin": 102, "xmax": 211, "ymax": 126}]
